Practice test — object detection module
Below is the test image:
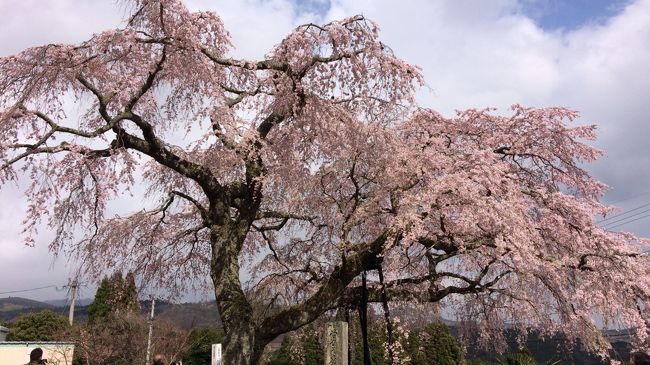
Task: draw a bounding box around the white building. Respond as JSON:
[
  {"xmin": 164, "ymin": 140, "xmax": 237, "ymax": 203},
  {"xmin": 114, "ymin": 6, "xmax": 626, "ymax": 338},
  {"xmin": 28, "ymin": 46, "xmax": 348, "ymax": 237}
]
[{"xmin": 0, "ymin": 342, "xmax": 75, "ymax": 365}]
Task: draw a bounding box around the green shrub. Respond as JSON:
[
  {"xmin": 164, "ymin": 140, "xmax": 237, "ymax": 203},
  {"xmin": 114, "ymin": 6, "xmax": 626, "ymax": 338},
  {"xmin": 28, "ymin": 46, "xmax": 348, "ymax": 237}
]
[{"xmin": 6, "ymin": 310, "xmax": 70, "ymax": 341}]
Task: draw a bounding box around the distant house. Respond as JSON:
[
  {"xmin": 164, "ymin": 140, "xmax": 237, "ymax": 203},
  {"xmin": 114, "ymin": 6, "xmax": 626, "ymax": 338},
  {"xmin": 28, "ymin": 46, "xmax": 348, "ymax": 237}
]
[{"xmin": 0, "ymin": 342, "xmax": 74, "ymax": 365}]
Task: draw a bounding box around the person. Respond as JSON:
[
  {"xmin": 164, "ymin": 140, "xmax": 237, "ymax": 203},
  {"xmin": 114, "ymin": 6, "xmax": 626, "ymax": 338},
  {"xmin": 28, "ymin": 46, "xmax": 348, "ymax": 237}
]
[
  {"xmin": 153, "ymin": 354, "xmax": 167, "ymax": 365},
  {"xmin": 631, "ymin": 351, "xmax": 650, "ymax": 365},
  {"xmin": 170, "ymin": 361, "xmax": 183, "ymax": 365},
  {"xmin": 26, "ymin": 348, "xmax": 46, "ymax": 364}
]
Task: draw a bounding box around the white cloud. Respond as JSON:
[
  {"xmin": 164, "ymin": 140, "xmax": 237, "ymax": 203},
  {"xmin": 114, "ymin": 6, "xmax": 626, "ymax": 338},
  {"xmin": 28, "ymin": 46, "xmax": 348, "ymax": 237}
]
[
  {"xmin": 328, "ymin": 0, "xmax": 650, "ymax": 209},
  {"xmin": 0, "ymin": 0, "xmax": 123, "ymax": 56},
  {"xmin": 186, "ymin": 0, "xmax": 320, "ymax": 59}
]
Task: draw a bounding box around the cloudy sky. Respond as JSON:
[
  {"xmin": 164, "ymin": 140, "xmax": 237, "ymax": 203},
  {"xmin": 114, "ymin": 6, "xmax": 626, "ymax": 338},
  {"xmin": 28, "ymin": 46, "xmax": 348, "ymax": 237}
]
[{"xmin": 1, "ymin": 0, "xmax": 649, "ymax": 302}]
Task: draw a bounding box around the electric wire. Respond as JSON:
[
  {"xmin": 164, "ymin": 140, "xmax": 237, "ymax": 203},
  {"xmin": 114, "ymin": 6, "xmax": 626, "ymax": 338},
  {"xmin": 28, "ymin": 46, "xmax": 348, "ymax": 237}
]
[
  {"xmin": 598, "ymin": 202, "xmax": 650, "ymax": 223},
  {"xmin": 0, "ymin": 284, "xmax": 61, "ymax": 295},
  {"xmin": 606, "ymin": 212, "xmax": 650, "ymax": 230},
  {"xmin": 602, "ymin": 207, "xmax": 650, "ymax": 228}
]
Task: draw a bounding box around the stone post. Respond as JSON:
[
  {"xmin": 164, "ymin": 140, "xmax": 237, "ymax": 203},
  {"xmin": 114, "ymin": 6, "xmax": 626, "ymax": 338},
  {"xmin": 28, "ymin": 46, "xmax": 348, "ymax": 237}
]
[
  {"xmin": 325, "ymin": 321, "xmax": 348, "ymax": 365},
  {"xmin": 211, "ymin": 343, "xmax": 222, "ymax": 365}
]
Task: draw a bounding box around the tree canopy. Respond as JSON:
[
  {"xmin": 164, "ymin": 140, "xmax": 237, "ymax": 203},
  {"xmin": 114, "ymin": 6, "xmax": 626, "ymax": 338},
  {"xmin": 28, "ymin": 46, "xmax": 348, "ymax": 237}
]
[
  {"xmin": 1, "ymin": 0, "xmax": 650, "ymax": 363},
  {"xmin": 7, "ymin": 310, "xmax": 69, "ymax": 341},
  {"xmin": 87, "ymin": 271, "xmax": 139, "ymax": 323},
  {"xmin": 413, "ymin": 322, "xmax": 463, "ymax": 365},
  {"xmin": 182, "ymin": 326, "xmax": 224, "ymax": 365}
]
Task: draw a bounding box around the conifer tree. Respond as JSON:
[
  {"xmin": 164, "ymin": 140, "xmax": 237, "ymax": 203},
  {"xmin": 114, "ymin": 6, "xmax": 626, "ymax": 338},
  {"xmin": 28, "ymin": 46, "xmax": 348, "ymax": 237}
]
[
  {"xmin": 87, "ymin": 271, "xmax": 139, "ymax": 323},
  {"xmin": 182, "ymin": 326, "xmax": 224, "ymax": 365},
  {"xmin": 302, "ymin": 328, "xmax": 324, "ymax": 365},
  {"xmin": 266, "ymin": 335, "xmax": 293, "ymax": 365},
  {"xmin": 419, "ymin": 322, "xmax": 463, "ymax": 365},
  {"xmin": 87, "ymin": 277, "xmax": 113, "ymax": 324}
]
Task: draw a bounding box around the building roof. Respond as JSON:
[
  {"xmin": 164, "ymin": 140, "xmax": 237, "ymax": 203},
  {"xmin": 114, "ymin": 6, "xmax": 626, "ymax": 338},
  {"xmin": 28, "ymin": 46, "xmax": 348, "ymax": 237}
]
[{"xmin": 0, "ymin": 342, "xmax": 75, "ymax": 346}]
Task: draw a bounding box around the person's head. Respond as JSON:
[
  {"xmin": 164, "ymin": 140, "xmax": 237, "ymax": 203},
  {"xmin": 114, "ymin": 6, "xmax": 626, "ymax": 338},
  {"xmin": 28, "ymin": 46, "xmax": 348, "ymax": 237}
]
[
  {"xmin": 631, "ymin": 351, "xmax": 650, "ymax": 365},
  {"xmin": 29, "ymin": 348, "xmax": 43, "ymax": 362},
  {"xmin": 153, "ymin": 354, "xmax": 167, "ymax": 365}
]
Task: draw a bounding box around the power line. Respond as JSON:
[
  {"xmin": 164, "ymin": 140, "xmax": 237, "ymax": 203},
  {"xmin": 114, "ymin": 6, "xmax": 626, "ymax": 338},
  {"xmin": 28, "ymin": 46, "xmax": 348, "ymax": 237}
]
[
  {"xmin": 606, "ymin": 212, "xmax": 650, "ymax": 230},
  {"xmin": 598, "ymin": 202, "xmax": 650, "ymax": 223},
  {"xmin": 602, "ymin": 207, "xmax": 650, "ymax": 228},
  {"xmin": 0, "ymin": 284, "xmax": 61, "ymax": 295}
]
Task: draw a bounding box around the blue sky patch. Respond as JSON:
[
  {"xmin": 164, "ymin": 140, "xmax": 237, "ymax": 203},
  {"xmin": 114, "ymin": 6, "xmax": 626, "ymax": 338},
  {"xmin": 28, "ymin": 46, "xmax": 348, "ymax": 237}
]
[
  {"xmin": 295, "ymin": 0, "xmax": 331, "ymax": 15},
  {"xmin": 519, "ymin": 0, "xmax": 631, "ymax": 31}
]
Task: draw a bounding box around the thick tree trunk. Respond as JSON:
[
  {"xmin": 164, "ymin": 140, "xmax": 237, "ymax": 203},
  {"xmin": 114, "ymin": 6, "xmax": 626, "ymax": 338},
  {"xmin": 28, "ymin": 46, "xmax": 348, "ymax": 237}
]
[{"xmin": 210, "ymin": 224, "xmax": 260, "ymax": 365}]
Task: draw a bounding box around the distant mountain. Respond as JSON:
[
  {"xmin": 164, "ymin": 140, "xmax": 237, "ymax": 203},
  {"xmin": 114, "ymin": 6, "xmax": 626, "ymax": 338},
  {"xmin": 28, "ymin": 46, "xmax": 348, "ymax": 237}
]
[
  {"xmin": 44, "ymin": 298, "xmax": 94, "ymax": 307},
  {"xmin": 0, "ymin": 297, "xmax": 53, "ymax": 312},
  {"xmin": 0, "ymin": 296, "xmax": 222, "ymax": 330},
  {"xmin": 140, "ymin": 299, "xmax": 221, "ymax": 330},
  {"xmin": 0, "ymin": 297, "xmax": 61, "ymax": 323}
]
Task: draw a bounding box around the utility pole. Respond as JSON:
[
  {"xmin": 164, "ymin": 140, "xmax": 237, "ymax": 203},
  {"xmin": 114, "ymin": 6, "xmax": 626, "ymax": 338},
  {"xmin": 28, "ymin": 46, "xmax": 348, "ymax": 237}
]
[
  {"xmin": 68, "ymin": 280, "xmax": 78, "ymax": 326},
  {"xmin": 145, "ymin": 296, "xmax": 155, "ymax": 365}
]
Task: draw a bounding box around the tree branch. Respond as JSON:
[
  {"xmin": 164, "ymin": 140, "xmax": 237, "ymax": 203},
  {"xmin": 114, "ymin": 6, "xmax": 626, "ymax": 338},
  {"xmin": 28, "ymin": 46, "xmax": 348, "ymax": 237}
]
[
  {"xmin": 256, "ymin": 230, "xmax": 392, "ymax": 341},
  {"xmin": 170, "ymin": 190, "xmax": 209, "ymax": 224},
  {"xmin": 201, "ymin": 49, "xmax": 290, "ymax": 72}
]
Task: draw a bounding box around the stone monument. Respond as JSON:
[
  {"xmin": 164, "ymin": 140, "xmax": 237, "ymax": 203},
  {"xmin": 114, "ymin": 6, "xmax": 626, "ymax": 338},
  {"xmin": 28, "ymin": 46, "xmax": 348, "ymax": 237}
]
[
  {"xmin": 325, "ymin": 321, "xmax": 348, "ymax": 365},
  {"xmin": 211, "ymin": 343, "xmax": 222, "ymax": 365}
]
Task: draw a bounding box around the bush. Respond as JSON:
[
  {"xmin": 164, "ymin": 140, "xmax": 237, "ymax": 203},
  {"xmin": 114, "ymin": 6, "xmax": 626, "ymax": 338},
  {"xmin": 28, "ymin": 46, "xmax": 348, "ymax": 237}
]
[
  {"xmin": 182, "ymin": 326, "xmax": 224, "ymax": 365},
  {"xmin": 7, "ymin": 310, "xmax": 70, "ymax": 341},
  {"xmin": 495, "ymin": 349, "xmax": 559, "ymax": 365},
  {"xmin": 401, "ymin": 321, "xmax": 464, "ymax": 365}
]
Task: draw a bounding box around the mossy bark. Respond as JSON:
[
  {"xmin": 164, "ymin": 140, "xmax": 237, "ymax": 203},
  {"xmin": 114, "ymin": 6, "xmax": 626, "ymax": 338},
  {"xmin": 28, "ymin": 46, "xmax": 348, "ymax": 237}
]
[{"xmin": 210, "ymin": 223, "xmax": 265, "ymax": 365}]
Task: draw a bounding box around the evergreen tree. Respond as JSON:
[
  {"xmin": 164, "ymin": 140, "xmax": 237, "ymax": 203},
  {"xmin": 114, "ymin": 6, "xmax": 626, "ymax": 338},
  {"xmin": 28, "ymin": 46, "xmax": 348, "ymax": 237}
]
[
  {"xmin": 352, "ymin": 322, "xmax": 389, "ymax": 365},
  {"xmin": 7, "ymin": 310, "xmax": 70, "ymax": 341},
  {"xmin": 182, "ymin": 326, "xmax": 224, "ymax": 365},
  {"xmin": 405, "ymin": 330, "xmax": 427, "ymax": 365},
  {"xmin": 267, "ymin": 335, "xmax": 293, "ymax": 365},
  {"xmin": 496, "ymin": 348, "xmax": 561, "ymax": 365},
  {"xmin": 121, "ymin": 271, "xmax": 139, "ymax": 312},
  {"xmin": 87, "ymin": 277, "xmax": 113, "ymax": 324},
  {"xmin": 87, "ymin": 271, "xmax": 139, "ymax": 323},
  {"xmin": 406, "ymin": 322, "xmax": 462, "ymax": 365},
  {"xmin": 302, "ymin": 328, "xmax": 324, "ymax": 365}
]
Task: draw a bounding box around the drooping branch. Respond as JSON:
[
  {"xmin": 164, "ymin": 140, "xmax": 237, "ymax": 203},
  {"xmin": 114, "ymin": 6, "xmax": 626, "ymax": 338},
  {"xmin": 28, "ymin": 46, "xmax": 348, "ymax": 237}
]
[
  {"xmin": 255, "ymin": 210, "xmax": 316, "ymax": 223},
  {"xmin": 73, "ymin": 46, "xmax": 227, "ymax": 199},
  {"xmin": 75, "ymin": 75, "xmax": 111, "ymax": 122},
  {"xmin": 30, "ymin": 109, "xmax": 120, "ymax": 138}
]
